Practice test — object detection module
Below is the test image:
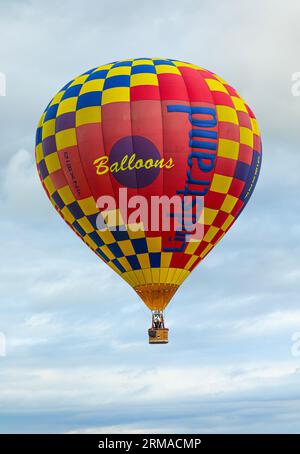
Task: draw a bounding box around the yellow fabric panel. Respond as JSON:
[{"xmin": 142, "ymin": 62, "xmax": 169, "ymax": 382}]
[
  {"xmin": 100, "ymin": 245, "xmax": 115, "ymax": 261},
  {"xmin": 203, "ymin": 226, "xmax": 219, "ymax": 242},
  {"xmin": 118, "ymin": 257, "xmax": 132, "ymax": 272},
  {"xmin": 49, "ymin": 92, "xmax": 64, "ymax": 106},
  {"xmin": 220, "ymin": 195, "xmax": 238, "ymax": 213},
  {"xmin": 132, "ymin": 59, "xmax": 154, "ymax": 66},
  {"xmin": 122, "ymin": 270, "xmax": 139, "ymax": 287},
  {"xmin": 159, "ymin": 268, "xmax": 169, "ymax": 283},
  {"xmin": 142, "ymin": 268, "xmax": 153, "ymax": 284},
  {"xmin": 78, "ymin": 197, "xmax": 98, "ymax": 215},
  {"xmin": 184, "ymin": 241, "xmax": 200, "ymax": 255},
  {"xmin": 172, "ymin": 60, "xmax": 202, "ymax": 69},
  {"xmin": 185, "ymin": 255, "xmax": 198, "ymax": 270},
  {"xmin": 131, "ymin": 73, "xmax": 158, "ymax": 86},
  {"xmin": 102, "ymin": 87, "xmax": 130, "ymax": 104},
  {"xmin": 221, "ymin": 214, "xmax": 235, "ymax": 231},
  {"xmin": 98, "ymin": 229, "xmax": 115, "ymax": 245},
  {"xmin": 205, "ymin": 78, "xmax": 228, "ymax": 93},
  {"xmin": 35, "ymin": 143, "xmax": 43, "ymax": 164},
  {"xmin": 119, "ymin": 240, "xmax": 136, "ymax": 256},
  {"xmin": 200, "ymin": 243, "xmax": 214, "ymax": 258},
  {"xmin": 232, "ymin": 96, "xmax": 248, "ymax": 112},
  {"xmin": 216, "ymin": 105, "xmax": 239, "ymax": 124},
  {"xmin": 60, "ymin": 206, "xmax": 75, "ymax": 224},
  {"xmin": 121, "ymin": 272, "xmax": 135, "ymax": 287},
  {"xmin": 251, "ymin": 118, "xmax": 260, "ymax": 135},
  {"xmin": 92, "ymin": 64, "xmax": 114, "ymax": 72},
  {"xmin": 108, "ymin": 261, "xmax": 122, "ymax": 275},
  {"xmin": 177, "ymin": 269, "xmax": 189, "ymax": 285},
  {"xmin": 83, "ymin": 234, "xmax": 98, "ymax": 251},
  {"xmin": 212, "ymin": 73, "xmax": 229, "ymax": 85},
  {"xmin": 214, "ymin": 231, "xmax": 226, "ymax": 245},
  {"xmin": 155, "ymin": 65, "xmax": 181, "ymax": 75},
  {"xmin": 165, "ymin": 268, "xmax": 176, "ymax": 284},
  {"xmin": 137, "ymin": 253, "xmax": 150, "ymax": 269},
  {"xmin": 108, "ymin": 66, "xmax": 131, "ymax": 76},
  {"xmin": 240, "ymin": 127, "xmax": 253, "ymax": 147},
  {"xmin": 202, "ymin": 207, "xmax": 218, "ymax": 225},
  {"xmin": 146, "ymin": 237, "xmax": 162, "ymax": 252},
  {"xmin": 57, "ymin": 97, "xmax": 77, "ymax": 115},
  {"xmin": 127, "ymin": 224, "xmax": 145, "ymax": 239},
  {"xmin": 43, "ymin": 175, "xmax": 55, "ymax": 196},
  {"xmin": 80, "ymin": 79, "xmax": 105, "ymax": 94},
  {"xmin": 58, "ymin": 186, "xmax": 76, "ymax": 204},
  {"xmin": 160, "ymin": 252, "xmax": 172, "ymax": 268},
  {"xmin": 69, "ymin": 74, "xmax": 89, "ymax": 87},
  {"xmin": 42, "ymin": 119, "xmax": 55, "ymax": 140},
  {"xmin": 77, "ymin": 217, "xmax": 94, "ymax": 234}
]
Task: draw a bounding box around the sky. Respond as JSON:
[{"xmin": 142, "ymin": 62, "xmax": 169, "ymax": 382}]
[{"xmin": 0, "ymin": 0, "xmax": 300, "ymax": 434}]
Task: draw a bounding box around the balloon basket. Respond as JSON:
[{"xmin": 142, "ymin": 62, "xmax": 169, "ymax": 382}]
[{"xmin": 148, "ymin": 328, "xmax": 169, "ymax": 344}]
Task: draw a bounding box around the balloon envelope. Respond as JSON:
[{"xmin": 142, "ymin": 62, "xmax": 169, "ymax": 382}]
[{"xmin": 36, "ymin": 58, "xmax": 262, "ymax": 311}]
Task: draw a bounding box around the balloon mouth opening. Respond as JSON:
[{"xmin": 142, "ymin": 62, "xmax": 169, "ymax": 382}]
[{"xmin": 134, "ymin": 283, "xmax": 178, "ymax": 311}]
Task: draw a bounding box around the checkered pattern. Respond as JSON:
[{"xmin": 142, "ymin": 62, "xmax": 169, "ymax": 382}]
[{"xmin": 36, "ymin": 58, "xmax": 262, "ymax": 290}]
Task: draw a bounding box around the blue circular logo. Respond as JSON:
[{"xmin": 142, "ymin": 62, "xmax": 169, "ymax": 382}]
[{"xmin": 109, "ymin": 136, "xmax": 161, "ymax": 188}]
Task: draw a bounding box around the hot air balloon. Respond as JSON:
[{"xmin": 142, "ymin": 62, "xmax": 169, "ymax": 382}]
[{"xmin": 35, "ymin": 58, "xmax": 262, "ymax": 344}]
